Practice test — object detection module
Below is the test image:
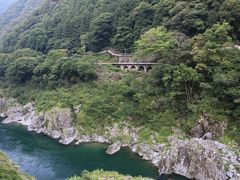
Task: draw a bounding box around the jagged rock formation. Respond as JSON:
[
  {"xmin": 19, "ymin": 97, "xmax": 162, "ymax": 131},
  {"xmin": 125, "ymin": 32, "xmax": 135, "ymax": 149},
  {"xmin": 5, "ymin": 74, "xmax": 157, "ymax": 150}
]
[
  {"xmin": 190, "ymin": 113, "xmax": 227, "ymax": 140},
  {"xmin": 106, "ymin": 141, "xmax": 122, "ymax": 155},
  {"xmin": 1, "ymin": 99, "xmax": 77, "ymax": 145},
  {"xmin": 158, "ymin": 137, "xmax": 239, "ymax": 180},
  {"xmin": 0, "ymin": 98, "xmax": 239, "ymax": 180}
]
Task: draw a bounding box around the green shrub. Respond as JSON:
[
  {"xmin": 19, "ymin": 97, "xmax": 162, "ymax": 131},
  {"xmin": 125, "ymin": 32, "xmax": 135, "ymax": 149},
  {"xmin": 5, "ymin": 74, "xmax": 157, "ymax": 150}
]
[{"xmin": 0, "ymin": 152, "xmax": 34, "ymax": 180}]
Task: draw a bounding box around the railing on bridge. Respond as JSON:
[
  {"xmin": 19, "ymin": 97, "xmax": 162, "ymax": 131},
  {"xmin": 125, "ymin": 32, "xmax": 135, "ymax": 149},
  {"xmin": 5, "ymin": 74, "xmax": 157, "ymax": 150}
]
[
  {"xmin": 98, "ymin": 49, "xmax": 161, "ymax": 73},
  {"xmin": 99, "ymin": 49, "xmax": 132, "ymax": 57}
]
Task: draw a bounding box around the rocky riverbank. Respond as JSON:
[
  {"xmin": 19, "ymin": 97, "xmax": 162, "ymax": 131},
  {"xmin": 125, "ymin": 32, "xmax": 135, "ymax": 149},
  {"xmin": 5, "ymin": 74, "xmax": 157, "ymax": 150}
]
[{"xmin": 0, "ymin": 98, "xmax": 239, "ymax": 180}]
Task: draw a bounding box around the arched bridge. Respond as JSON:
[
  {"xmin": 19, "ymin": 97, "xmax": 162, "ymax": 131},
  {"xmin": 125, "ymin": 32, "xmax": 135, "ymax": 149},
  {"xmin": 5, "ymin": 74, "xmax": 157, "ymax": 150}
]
[
  {"xmin": 98, "ymin": 49, "xmax": 160, "ymax": 73},
  {"xmin": 96, "ymin": 62, "xmax": 160, "ymax": 73}
]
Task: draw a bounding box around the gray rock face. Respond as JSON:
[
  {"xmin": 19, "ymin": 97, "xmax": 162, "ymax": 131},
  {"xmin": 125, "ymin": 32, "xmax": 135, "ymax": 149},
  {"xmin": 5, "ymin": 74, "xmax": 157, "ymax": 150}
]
[
  {"xmin": 202, "ymin": 132, "xmax": 213, "ymax": 140},
  {"xmin": 190, "ymin": 123, "xmax": 204, "ymax": 138},
  {"xmin": 106, "ymin": 141, "xmax": 121, "ymax": 155},
  {"xmin": 190, "ymin": 113, "xmax": 227, "ymax": 140},
  {"xmin": 157, "ymin": 138, "xmax": 238, "ymax": 180},
  {"xmin": 1, "ymin": 99, "xmax": 77, "ymax": 145},
  {"xmin": 0, "ymin": 98, "xmax": 239, "ymax": 180},
  {"xmin": 52, "ymin": 130, "xmax": 61, "ymax": 139}
]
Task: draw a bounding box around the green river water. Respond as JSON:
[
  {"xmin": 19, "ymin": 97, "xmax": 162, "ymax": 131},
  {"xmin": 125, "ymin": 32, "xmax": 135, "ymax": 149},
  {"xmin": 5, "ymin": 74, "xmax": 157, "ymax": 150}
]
[{"xmin": 0, "ymin": 120, "xmax": 188, "ymax": 180}]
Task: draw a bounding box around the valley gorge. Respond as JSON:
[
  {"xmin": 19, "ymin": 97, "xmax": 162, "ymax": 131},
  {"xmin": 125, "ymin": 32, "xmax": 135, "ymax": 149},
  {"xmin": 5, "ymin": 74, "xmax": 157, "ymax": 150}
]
[
  {"xmin": 0, "ymin": 0, "xmax": 240, "ymax": 179},
  {"xmin": 0, "ymin": 97, "xmax": 239, "ymax": 180}
]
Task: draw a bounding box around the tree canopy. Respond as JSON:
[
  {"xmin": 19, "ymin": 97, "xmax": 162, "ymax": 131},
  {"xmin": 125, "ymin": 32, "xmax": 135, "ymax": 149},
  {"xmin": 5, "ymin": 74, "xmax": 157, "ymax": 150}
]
[
  {"xmin": 0, "ymin": 0, "xmax": 240, "ymax": 53},
  {"xmin": 134, "ymin": 26, "xmax": 177, "ymax": 63}
]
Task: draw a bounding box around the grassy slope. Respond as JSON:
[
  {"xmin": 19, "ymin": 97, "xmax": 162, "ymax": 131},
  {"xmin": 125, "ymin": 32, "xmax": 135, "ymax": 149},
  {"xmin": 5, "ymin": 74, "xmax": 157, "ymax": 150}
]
[
  {"xmin": 0, "ymin": 54, "xmax": 239, "ymax": 145},
  {"xmin": 0, "ymin": 151, "xmax": 34, "ymax": 180},
  {"xmin": 1, "ymin": 61, "xmax": 177, "ymax": 142}
]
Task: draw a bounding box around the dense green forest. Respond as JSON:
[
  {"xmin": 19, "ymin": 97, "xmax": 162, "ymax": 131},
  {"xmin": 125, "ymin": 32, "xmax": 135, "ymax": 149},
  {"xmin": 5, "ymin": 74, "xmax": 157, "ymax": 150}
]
[
  {"xmin": 1, "ymin": 0, "xmax": 240, "ymax": 53},
  {"xmin": 0, "ymin": 0, "xmax": 239, "ymax": 144},
  {"xmin": 0, "ymin": 0, "xmax": 45, "ymax": 45}
]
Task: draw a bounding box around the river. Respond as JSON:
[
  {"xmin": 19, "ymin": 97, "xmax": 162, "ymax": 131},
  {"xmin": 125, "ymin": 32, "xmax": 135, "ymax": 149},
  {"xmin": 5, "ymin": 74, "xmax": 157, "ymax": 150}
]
[{"xmin": 0, "ymin": 120, "xmax": 187, "ymax": 180}]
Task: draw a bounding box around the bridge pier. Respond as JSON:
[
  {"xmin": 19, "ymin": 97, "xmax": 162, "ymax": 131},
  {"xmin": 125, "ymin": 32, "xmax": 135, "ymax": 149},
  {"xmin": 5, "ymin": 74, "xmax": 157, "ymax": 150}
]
[
  {"xmin": 137, "ymin": 66, "xmax": 148, "ymax": 73},
  {"xmin": 119, "ymin": 65, "xmax": 152, "ymax": 73},
  {"xmin": 118, "ymin": 65, "xmax": 152, "ymax": 73},
  {"xmin": 97, "ymin": 62, "xmax": 158, "ymax": 73},
  {"xmin": 143, "ymin": 66, "xmax": 148, "ymax": 73}
]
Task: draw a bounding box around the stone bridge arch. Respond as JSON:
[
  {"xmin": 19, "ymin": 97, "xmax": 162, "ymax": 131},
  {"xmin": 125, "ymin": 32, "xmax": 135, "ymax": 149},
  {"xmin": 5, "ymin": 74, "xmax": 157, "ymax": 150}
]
[{"xmin": 96, "ymin": 62, "xmax": 159, "ymax": 73}]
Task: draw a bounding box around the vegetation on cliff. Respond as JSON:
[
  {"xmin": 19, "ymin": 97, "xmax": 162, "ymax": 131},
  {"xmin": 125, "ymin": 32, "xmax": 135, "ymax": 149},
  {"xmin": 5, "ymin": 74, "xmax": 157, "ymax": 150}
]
[
  {"xmin": 0, "ymin": 151, "xmax": 34, "ymax": 180},
  {"xmin": 68, "ymin": 169, "xmax": 152, "ymax": 180},
  {"xmin": 0, "ymin": 0, "xmax": 239, "ymax": 145},
  {"xmin": 0, "ymin": 0, "xmax": 239, "ymax": 179}
]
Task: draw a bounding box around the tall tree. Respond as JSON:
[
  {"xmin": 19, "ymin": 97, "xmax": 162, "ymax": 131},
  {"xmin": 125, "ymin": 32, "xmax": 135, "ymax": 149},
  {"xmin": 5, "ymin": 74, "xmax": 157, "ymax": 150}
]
[
  {"xmin": 83, "ymin": 13, "xmax": 114, "ymax": 52},
  {"xmin": 134, "ymin": 26, "xmax": 177, "ymax": 63}
]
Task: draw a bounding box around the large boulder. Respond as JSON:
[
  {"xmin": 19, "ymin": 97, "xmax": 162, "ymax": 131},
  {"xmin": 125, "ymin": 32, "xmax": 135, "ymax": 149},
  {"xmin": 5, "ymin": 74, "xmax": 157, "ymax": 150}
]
[
  {"xmin": 106, "ymin": 141, "xmax": 121, "ymax": 155},
  {"xmin": 190, "ymin": 113, "xmax": 227, "ymax": 140}
]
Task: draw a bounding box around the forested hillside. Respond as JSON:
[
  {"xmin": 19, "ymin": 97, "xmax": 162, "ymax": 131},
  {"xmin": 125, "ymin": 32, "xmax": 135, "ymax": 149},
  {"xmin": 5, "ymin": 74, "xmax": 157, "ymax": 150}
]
[
  {"xmin": 0, "ymin": 0, "xmax": 46, "ymax": 45},
  {"xmin": 0, "ymin": 0, "xmax": 239, "ymax": 145},
  {"xmin": 0, "ymin": 0, "xmax": 240, "ymax": 53},
  {"xmin": 0, "ymin": 1, "xmax": 240, "ymax": 178}
]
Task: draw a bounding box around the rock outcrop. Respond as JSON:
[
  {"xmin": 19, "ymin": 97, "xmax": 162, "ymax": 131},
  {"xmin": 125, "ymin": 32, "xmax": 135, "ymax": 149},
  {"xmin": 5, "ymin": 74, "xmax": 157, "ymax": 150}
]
[
  {"xmin": 190, "ymin": 112, "xmax": 227, "ymax": 140},
  {"xmin": 1, "ymin": 99, "xmax": 77, "ymax": 145},
  {"xmin": 158, "ymin": 137, "xmax": 240, "ymax": 180},
  {"xmin": 0, "ymin": 98, "xmax": 239, "ymax": 180},
  {"xmin": 106, "ymin": 141, "xmax": 121, "ymax": 155}
]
